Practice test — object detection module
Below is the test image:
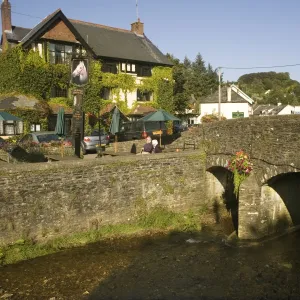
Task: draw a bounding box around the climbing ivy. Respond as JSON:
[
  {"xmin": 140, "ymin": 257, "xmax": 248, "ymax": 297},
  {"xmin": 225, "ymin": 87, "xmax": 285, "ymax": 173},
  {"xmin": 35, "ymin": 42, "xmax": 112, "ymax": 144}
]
[
  {"xmin": 7, "ymin": 102, "xmax": 50, "ymax": 133},
  {"xmin": 0, "ymin": 47, "xmax": 174, "ymax": 131},
  {"xmin": 82, "ymin": 61, "xmax": 173, "ymax": 114},
  {"xmin": 139, "ymin": 67, "xmax": 174, "ymax": 112},
  {"xmin": 0, "ymin": 47, "xmax": 69, "ymax": 99}
]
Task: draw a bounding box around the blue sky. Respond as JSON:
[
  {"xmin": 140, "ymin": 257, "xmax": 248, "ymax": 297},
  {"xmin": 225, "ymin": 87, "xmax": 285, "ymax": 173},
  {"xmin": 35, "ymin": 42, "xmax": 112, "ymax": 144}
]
[{"xmin": 4, "ymin": 0, "xmax": 300, "ymax": 82}]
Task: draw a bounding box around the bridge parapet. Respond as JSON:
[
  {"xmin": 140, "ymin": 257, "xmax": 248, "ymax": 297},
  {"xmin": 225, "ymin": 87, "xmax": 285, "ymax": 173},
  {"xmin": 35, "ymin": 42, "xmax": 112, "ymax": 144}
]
[{"xmin": 173, "ymin": 115, "xmax": 300, "ymax": 169}]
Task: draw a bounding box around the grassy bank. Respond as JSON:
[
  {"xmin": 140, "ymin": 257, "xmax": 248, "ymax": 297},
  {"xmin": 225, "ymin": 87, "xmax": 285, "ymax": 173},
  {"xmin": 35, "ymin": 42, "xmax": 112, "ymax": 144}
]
[{"xmin": 0, "ymin": 206, "xmax": 205, "ymax": 266}]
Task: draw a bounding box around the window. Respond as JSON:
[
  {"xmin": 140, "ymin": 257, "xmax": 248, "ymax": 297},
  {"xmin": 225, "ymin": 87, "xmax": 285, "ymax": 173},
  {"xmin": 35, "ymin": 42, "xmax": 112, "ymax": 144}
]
[
  {"xmin": 137, "ymin": 89, "xmax": 152, "ymax": 101},
  {"xmin": 30, "ymin": 124, "xmax": 41, "ymax": 132},
  {"xmin": 51, "ymin": 86, "xmax": 68, "ymax": 98},
  {"xmin": 137, "ymin": 65, "xmax": 152, "ymax": 77},
  {"xmin": 101, "ymin": 87, "xmax": 112, "ymax": 100},
  {"xmin": 49, "ymin": 43, "xmax": 72, "ymax": 64},
  {"xmin": 102, "ymin": 62, "xmax": 117, "ymax": 74},
  {"xmin": 2, "ymin": 121, "xmax": 23, "ymax": 135},
  {"xmin": 121, "ymin": 63, "xmax": 136, "ymax": 73}
]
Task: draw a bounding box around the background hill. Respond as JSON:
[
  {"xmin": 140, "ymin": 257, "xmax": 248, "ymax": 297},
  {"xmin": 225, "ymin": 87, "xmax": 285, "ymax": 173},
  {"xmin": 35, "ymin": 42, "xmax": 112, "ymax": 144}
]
[{"xmin": 237, "ymin": 72, "xmax": 300, "ymax": 105}]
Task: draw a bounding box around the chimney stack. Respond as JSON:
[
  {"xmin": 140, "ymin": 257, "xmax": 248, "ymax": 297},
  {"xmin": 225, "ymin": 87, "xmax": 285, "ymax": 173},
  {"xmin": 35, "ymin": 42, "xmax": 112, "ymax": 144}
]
[
  {"xmin": 1, "ymin": 0, "xmax": 12, "ymax": 52},
  {"xmin": 227, "ymin": 86, "xmax": 231, "ymax": 102},
  {"xmin": 131, "ymin": 18, "xmax": 144, "ymax": 35}
]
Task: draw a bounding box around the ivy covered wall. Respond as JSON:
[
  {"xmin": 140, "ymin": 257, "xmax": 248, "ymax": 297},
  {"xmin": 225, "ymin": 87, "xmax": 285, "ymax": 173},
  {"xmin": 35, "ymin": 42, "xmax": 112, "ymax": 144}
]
[
  {"xmin": 0, "ymin": 46, "xmax": 69, "ymax": 99},
  {"xmin": 0, "ymin": 47, "xmax": 174, "ymax": 133},
  {"xmin": 83, "ymin": 61, "xmax": 174, "ymax": 114}
]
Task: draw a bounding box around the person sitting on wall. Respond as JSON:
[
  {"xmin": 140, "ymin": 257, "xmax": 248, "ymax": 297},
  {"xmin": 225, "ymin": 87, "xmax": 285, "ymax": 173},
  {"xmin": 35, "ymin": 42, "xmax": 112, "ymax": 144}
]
[
  {"xmin": 141, "ymin": 136, "xmax": 153, "ymax": 154},
  {"xmin": 152, "ymin": 139, "xmax": 162, "ymax": 153}
]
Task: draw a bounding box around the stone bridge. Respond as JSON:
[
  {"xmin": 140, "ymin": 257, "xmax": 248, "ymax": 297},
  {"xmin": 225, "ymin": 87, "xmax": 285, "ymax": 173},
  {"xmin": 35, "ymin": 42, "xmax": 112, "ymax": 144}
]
[
  {"xmin": 176, "ymin": 115, "xmax": 300, "ymax": 239},
  {"xmin": 2, "ymin": 115, "xmax": 300, "ymax": 246}
]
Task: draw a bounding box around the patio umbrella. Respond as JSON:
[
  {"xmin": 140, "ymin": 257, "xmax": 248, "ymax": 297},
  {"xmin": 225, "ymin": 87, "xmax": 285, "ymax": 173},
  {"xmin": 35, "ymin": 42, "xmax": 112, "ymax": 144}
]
[
  {"xmin": 109, "ymin": 106, "xmax": 121, "ymax": 153},
  {"xmin": 55, "ymin": 107, "xmax": 65, "ymax": 137},
  {"xmin": 138, "ymin": 109, "xmax": 181, "ymax": 146},
  {"xmin": 139, "ymin": 109, "xmax": 180, "ymax": 122}
]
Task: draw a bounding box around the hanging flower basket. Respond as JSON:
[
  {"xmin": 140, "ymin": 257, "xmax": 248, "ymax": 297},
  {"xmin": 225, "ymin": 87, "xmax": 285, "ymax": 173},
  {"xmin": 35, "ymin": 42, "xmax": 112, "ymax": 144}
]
[{"xmin": 226, "ymin": 150, "xmax": 253, "ymax": 195}]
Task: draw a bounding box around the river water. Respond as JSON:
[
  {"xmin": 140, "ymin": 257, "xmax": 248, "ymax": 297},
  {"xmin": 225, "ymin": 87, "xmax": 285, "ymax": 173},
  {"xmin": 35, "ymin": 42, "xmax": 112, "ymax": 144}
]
[{"xmin": 0, "ymin": 229, "xmax": 300, "ymax": 300}]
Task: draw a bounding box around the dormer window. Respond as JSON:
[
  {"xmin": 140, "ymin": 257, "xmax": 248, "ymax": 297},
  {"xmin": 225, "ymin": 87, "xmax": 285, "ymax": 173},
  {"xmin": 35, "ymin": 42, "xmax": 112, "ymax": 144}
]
[{"xmin": 49, "ymin": 43, "xmax": 72, "ymax": 64}]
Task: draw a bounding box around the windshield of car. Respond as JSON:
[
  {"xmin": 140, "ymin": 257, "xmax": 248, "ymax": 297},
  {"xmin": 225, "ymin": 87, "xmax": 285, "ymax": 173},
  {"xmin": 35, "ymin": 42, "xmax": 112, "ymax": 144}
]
[
  {"xmin": 37, "ymin": 134, "xmax": 60, "ymax": 143},
  {"xmin": 89, "ymin": 130, "xmax": 106, "ymax": 136}
]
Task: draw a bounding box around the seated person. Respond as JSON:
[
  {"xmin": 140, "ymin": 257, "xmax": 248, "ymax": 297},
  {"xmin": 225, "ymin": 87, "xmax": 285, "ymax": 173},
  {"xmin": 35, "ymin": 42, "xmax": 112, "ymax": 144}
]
[
  {"xmin": 152, "ymin": 139, "xmax": 162, "ymax": 153},
  {"xmin": 142, "ymin": 136, "xmax": 153, "ymax": 154}
]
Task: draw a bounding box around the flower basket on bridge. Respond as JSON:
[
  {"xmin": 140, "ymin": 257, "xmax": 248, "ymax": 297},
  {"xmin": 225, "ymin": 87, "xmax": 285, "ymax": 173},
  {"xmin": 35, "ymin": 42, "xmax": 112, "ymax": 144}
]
[{"xmin": 226, "ymin": 150, "xmax": 253, "ymax": 195}]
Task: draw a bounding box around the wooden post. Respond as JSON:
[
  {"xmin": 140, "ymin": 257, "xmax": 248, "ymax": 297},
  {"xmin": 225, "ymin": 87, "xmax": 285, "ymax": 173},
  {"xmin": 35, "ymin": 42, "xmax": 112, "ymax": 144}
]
[
  {"xmin": 114, "ymin": 134, "xmax": 118, "ymax": 153},
  {"xmin": 218, "ymin": 68, "xmax": 222, "ymax": 120}
]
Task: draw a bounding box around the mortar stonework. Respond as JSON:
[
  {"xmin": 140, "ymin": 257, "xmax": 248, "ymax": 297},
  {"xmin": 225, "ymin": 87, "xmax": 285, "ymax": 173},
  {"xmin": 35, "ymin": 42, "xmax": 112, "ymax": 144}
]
[{"xmin": 0, "ymin": 151, "xmax": 221, "ymax": 246}]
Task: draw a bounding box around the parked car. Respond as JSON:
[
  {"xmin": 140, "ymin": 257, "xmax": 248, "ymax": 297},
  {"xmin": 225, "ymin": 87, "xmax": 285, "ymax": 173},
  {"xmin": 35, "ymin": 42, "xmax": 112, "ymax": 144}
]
[
  {"xmin": 81, "ymin": 130, "xmax": 110, "ymax": 154},
  {"xmin": 173, "ymin": 123, "xmax": 188, "ymax": 134},
  {"xmin": 116, "ymin": 121, "xmax": 167, "ymax": 141}
]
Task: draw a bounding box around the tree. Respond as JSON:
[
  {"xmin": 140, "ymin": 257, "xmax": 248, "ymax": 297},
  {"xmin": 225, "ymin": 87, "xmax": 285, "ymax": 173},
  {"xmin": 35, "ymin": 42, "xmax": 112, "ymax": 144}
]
[
  {"xmin": 238, "ymin": 71, "xmax": 300, "ymax": 105},
  {"xmin": 183, "ymin": 56, "xmax": 192, "ymax": 69},
  {"xmin": 167, "ymin": 53, "xmax": 189, "ymax": 113}
]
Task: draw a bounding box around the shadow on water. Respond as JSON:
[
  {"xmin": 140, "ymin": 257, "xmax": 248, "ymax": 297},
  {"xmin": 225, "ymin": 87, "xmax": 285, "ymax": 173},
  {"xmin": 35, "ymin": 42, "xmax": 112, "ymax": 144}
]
[
  {"xmin": 85, "ymin": 230, "xmax": 300, "ymax": 300},
  {"xmin": 1, "ymin": 228, "xmax": 300, "ymax": 299}
]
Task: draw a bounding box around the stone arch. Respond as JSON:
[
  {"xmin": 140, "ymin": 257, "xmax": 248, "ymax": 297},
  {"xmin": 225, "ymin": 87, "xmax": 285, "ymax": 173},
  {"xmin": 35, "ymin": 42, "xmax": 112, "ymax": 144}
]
[
  {"xmin": 258, "ymin": 165, "xmax": 299, "ymax": 185},
  {"xmin": 206, "ymin": 166, "xmax": 238, "ymax": 233},
  {"xmin": 265, "ymin": 172, "xmax": 300, "ymax": 229}
]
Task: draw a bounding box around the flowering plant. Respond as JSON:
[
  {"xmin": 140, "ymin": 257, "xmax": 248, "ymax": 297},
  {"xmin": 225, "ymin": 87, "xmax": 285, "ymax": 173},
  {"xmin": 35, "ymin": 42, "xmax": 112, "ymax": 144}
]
[
  {"xmin": 226, "ymin": 150, "xmax": 253, "ymax": 195},
  {"xmin": 201, "ymin": 113, "xmax": 226, "ymax": 123}
]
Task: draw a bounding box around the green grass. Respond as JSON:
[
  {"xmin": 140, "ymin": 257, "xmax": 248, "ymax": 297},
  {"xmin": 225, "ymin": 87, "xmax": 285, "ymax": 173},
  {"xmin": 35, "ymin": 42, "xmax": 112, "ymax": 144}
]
[{"xmin": 0, "ymin": 206, "xmax": 203, "ymax": 266}]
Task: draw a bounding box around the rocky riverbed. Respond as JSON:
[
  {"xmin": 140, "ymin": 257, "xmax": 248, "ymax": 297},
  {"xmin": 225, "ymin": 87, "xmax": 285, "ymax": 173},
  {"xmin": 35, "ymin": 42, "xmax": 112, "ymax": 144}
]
[{"xmin": 0, "ymin": 228, "xmax": 300, "ymax": 300}]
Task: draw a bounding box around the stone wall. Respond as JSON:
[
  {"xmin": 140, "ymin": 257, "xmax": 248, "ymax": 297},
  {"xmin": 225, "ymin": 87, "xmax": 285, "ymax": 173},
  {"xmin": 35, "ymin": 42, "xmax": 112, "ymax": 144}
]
[{"xmin": 0, "ymin": 151, "xmax": 222, "ymax": 246}]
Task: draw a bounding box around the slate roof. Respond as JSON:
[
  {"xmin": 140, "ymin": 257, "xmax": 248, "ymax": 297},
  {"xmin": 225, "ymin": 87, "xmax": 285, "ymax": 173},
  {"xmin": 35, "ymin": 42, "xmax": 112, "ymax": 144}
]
[
  {"xmin": 14, "ymin": 9, "xmax": 171, "ymax": 66},
  {"xmin": 6, "ymin": 26, "xmax": 31, "ymax": 43},
  {"xmin": 201, "ymin": 87, "xmax": 248, "ymax": 104},
  {"xmin": 253, "ymin": 104, "xmax": 289, "ymax": 116},
  {"xmin": 253, "ymin": 104, "xmax": 275, "ymax": 115},
  {"xmin": 70, "ymin": 19, "xmax": 171, "ymax": 65},
  {"xmin": 0, "ymin": 95, "xmax": 42, "ymax": 110},
  {"xmin": 128, "ymin": 104, "xmax": 157, "ymax": 116}
]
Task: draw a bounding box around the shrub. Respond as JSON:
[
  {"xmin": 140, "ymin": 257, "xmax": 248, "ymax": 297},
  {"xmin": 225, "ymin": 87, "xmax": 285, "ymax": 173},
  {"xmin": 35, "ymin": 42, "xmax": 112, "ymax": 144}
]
[{"xmin": 201, "ymin": 113, "xmax": 226, "ymax": 123}]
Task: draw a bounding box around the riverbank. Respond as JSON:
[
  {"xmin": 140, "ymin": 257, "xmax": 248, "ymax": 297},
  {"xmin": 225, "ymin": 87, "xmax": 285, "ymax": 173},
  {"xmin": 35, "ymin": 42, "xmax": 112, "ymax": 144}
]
[
  {"xmin": 0, "ymin": 229, "xmax": 299, "ymax": 299},
  {"xmin": 0, "ymin": 205, "xmax": 231, "ymax": 266}
]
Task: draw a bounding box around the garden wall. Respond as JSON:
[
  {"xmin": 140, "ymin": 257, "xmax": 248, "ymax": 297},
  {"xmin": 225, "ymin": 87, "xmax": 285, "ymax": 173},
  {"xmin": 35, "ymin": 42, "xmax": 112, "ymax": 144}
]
[{"xmin": 0, "ymin": 151, "xmax": 223, "ymax": 246}]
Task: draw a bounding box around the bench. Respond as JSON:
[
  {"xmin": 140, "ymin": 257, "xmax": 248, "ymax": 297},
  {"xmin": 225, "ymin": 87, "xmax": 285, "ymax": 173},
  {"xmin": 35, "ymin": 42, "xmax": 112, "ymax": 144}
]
[{"xmin": 183, "ymin": 141, "xmax": 196, "ymax": 150}]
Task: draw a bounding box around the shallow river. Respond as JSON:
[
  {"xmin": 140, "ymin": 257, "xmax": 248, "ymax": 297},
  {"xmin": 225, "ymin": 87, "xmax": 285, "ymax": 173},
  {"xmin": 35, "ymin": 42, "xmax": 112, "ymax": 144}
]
[{"xmin": 0, "ymin": 229, "xmax": 300, "ymax": 300}]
